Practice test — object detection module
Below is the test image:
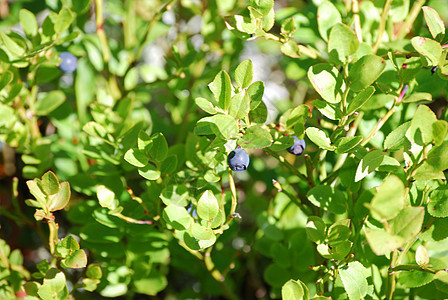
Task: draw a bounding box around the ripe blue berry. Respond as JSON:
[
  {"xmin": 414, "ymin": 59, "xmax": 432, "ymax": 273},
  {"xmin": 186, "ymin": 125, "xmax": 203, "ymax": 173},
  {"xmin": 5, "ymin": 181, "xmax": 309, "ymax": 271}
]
[
  {"xmin": 59, "ymin": 52, "xmax": 78, "ymax": 73},
  {"xmin": 227, "ymin": 148, "xmax": 250, "ymax": 172},
  {"xmin": 287, "ymin": 136, "xmax": 306, "ymax": 156}
]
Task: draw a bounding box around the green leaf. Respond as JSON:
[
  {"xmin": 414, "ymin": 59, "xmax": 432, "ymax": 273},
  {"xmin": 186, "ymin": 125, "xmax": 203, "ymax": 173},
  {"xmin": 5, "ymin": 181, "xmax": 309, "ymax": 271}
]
[
  {"xmin": 307, "ymin": 185, "xmax": 346, "ymax": 214},
  {"xmin": 0, "ymin": 71, "xmax": 13, "ymax": 91},
  {"xmin": 281, "ymin": 17, "xmax": 296, "ymax": 36},
  {"xmin": 327, "ymin": 219, "xmax": 351, "ymax": 246},
  {"xmin": 253, "ymin": 0, "xmax": 274, "ymax": 15},
  {"xmin": 307, "ymin": 64, "xmax": 342, "ymax": 103},
  {"xmin": 42, "ymin": 13, "xmax": 56, "ymax": 37},
  {"xmin": 390, "ymin": 207, "xmax": 425, "ymax": 240},
  {"xmin": 335, "ymin": 136, "xmax": 363, "ymax": 154},
  {"xmin": 62, "ymin": 249, "xmax": 87, "ymax": 269},
  {"xmin": 56, "ymin": 235, "xmax": 80, "ymax": 258},
  {"xmin": 24, "ymin": 281, "xmax": 40, "ymax": 297},
  {"xmin": 48, "ymin": 181, "xmax": 70, "ymax": 211},
  {"xmin": 428, "ymin": 186, "xmax": 448, "ymax": 217},
  {"xmin": 365, "ymin": 228, "xmax": 405, "ymax": 255},
  {"xmin": 355, "ymin": 150, "xmax": 384, "ymax": 182},
  {"xmin": 42, "ymin": 171, "xmax": 60, "ymax": 196},
  {"xmin": 19, "ymin": 9, "xmax": 38, "ymax": 36},
  {"xmin": 55, "ymin": 8, "xmax": 74, "ymax": 33},
  {"xmin": 433, "ymin": 120, "xmax": 448, "ymax": 146},
  {"xmin": 402, "ymin": 92, "xmax": 432, "ymax": 103},
  {"xmin": 26, "ymin": 180, "xmax": 47, "ymax": 208},
  {"xmin": 347, "ymin": 86, "xmax": 375, "ymax": 114},
  {"xmin": 409, "ymin": 105, "xmax": 438, "ymax": 146},
  {"xmin": 247, "ymin": 81, "xmax": 264, "ymax": 109},
  {"xmin": 338, "ymin": 262, "xmax": 369, "ymax": 300},
  {"xmin": 261, "ymin": 7, "xmax": 275, "ymax": 31},
  {"xmin": 209, "ymin": 71, "xmax": 232, "ymax": 110},
  {"xmin": 317, "ymin": 1, "xmax": 342, "ymax": 41},
  {"xmin": 38, "ymin": 268, "xmax": 67, "ymax": 299},
  {"xmin": 312, "ymin": 100, "xmax": 342, "ymax": 120},
  {"xmin": 191, "ymin": 223, "xmax": 214, "ymax": 240},
  {"xmin": 369, "ymin": 175, "xmax": 405, "ymax": 221},
  {"xmin": 57, "ymin": 31, "xmax": 80, "ymax": 45},
  {"xmin": 422, "ymin": 6, "xmax": 445, "ymax": 41},
  {"xmin": 86, "ymin": 263, "xmax": 102, "ymax": 280},
  {"xmin": 160, "ymin": 185, "xmax": 189, "ymax": 206},
  {"xmin": 398, "ymin": 257, "xmax": 445, "ymax": 288},
  {"xmin": 96, "ymin": 185, "xmax": 117, "ymax": 210},
  {"xmin": 8, "ymin": 250, "xmax": 22, "ymax": 270},
  {"xmin": 0, "ymin": 32, "xmax": 25, "ymax": 57},
  {"xmin": 195, "ymin": 97, "xmax": 217, "ymax": 114},
  {"xmin": 138, "ymin": 131, "xmax": 153, "ymax": 153},
  {"xmin": 235, "ymin": 59, "xmax": 253, "ymax": 89},
  {"xmin": 149, "ymin": 132, "xmax": 168, "ymax": 162},
  {"xmin": 163, "ymin": 205, "xmax": 193, "ymax": 230},
  {"xmin": 238, "ymin": 125, "xmax": 272, "ymax": 149},
  {"xmin": 411, "ymin": 37, "xmax": 443, "ymax": 66},
  {"xmin": 305, "ymin": 127, "xmax": 335, "ymax": 151},
  {"xmin": 194, "ymin": 117, "xmax": 215, "ymax": 136},
  {"xmin": 160, "ymin": 155, "xmax": 177, "ymax": 174},
  {"xmin": 209, "ymin": 114, "xmax": 239, "ymax": 139},
  {"xmin": 285, "ymin": 105, "xmax": 310, "ymax": 129},
  {"xmin": 197, "ymin": 190, "xmax": 219, "ymax": 221},
  {"xmin": 138, "ymin": 164, "xmax": 161, "ymax": 181},
  {"xmin": 281, "ymin": 279, "xmax": 306, "ymax": 300},
  {"xmin": 349, "ymin": 55, "xmax": 386, "ymax": 92},
  {"xmin": 133, "ymin": 269, "xmax": 167, "ymax": 296},
  {"xmin": 281, "ymin": 40, "xmax": 301, "ymax": 58},
  {"xmin": 229, "ymin": 91, "xmax": 250, "ymax": 119},
  {"xmin": 73, "ymin": 0, "xmax": 92, "ymax": 14},
  {"xmin": 35, "ymin": 91, "xmax": 66, "ymax": 116},
  {"xmin": 305, "ymin": 216, "xmax": 326, "ymax": 243},
  {"xmin": 384, "ymin": 121, "xmax": 411, "ymax": 151},
  {"xmin": 249, "ymin": 100, "xmax": 268, "ymax": 124},
  {"xmin": 124, "ymin": 148, "xmax": 148, "ymax": 168},
  {"xmin": 328, "ymin": 23, "xmax": 359, "ymax": 64}
]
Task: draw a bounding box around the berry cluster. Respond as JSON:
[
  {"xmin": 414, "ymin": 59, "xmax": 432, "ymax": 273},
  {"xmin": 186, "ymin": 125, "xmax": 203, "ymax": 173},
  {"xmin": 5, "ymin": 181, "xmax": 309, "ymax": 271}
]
[{"xmin": 227, "ymin": 136, "xmax": 306, "ymax": 171}]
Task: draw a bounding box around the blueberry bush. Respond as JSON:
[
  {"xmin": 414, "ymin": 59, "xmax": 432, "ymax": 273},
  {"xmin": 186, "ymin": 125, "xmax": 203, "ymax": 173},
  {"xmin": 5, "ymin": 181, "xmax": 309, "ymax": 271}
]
[{"xmin": 0, "ymin": 0, "xmax": 448, "ymax": 299}]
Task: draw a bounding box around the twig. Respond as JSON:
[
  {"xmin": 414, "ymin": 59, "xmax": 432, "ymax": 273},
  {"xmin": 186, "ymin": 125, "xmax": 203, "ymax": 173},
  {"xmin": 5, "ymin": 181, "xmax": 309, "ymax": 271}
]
[
  {"xmin": 395, "ymin": 0, "xmax": 426, "ymax": 40},
  {"xmin": 373, "ymin": 0, "xmax": 393, "ymax": 53}
]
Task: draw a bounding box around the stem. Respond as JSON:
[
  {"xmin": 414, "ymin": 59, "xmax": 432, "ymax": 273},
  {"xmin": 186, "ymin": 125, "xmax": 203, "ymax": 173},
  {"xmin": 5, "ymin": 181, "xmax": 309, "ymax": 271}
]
[
  {"xmin": 264, "ymin": 148, "xmax": 309, "ymax": 183},
  {"xmin": 361, "ymin": 102, "xmax": 396, "ymax": 147},
  {"xmin": 204, "ymin": 246, "xmax": 239, "ymax": 300},
  {"xmin": 111, "ymin": 212, "xmax": 154, "ymax": 224},
  {"xmin": 373, "ymin": 0, "xmax": 393, "ymax": 53},
  {"xmin": 227, "ymin": 169, "xmax": 238, "ymax": 223},
  {"xmin": 395, "ymin": 0, "xmax": 426, "ymax": 40},
  {"xmin": 135, "ymin": 0, "xmax": 176, "ymax": 60},
  {"xmin": 124, "ymin": 0, "xmax": 137, "ymax": 48},
  {"xmin": 28, "ymin": 85, "xmax": 41, "ymax": 140},
  {"xmin": 392, "ymin": 264, "xmax": 441, "ymax": 274},
  {"xmin": 352, "ymin": 0, "xmax": 362, "ymax": 42},
  {"xmin": 386, "ymin": 250, "xmax": 398, "ymax": 300},
  {"xmin": 94, "ymin": 0, "xmax": 111, "ymax": 63},
  {"xmin": 48, "ymin": 219, "xmax": 59, "ymax": 255},
  {"xmin": 304, "ymin": 154, "xmax": 315, "ymax": 188}
]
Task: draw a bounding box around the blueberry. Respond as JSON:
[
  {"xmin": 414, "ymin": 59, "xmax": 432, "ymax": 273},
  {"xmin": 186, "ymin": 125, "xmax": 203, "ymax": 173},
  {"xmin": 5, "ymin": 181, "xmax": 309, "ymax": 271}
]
[
  {"xmin": 187, "ymin": 204, "xmax": 198, "ymax": 218},
  {"xmin": 59, "ymin": 52, "xmax": 78, "ymax": 73},
  {"xmin": 287, "ymin": 136, "xmax": 306, "ymax": 156},
  {"xmin": 227, "ymin": 148, "xmax": 250, "ymax": 172},
  {"xmin": 431, "ymin": 66, "xmax": 438, "ymax": 75}
]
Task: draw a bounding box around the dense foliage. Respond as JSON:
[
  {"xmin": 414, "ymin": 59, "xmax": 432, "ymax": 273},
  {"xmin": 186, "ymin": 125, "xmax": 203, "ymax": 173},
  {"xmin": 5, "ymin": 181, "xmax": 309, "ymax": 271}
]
[{"xmin": 0, "ymin": 0, "xmax": 448, "ymax": 299}]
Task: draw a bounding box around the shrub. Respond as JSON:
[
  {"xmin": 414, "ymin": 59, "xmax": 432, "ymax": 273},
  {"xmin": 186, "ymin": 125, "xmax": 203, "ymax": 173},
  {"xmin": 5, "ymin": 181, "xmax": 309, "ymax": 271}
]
[{"xmin": 0, "ymin": 0, "xmax": 447, "ymax": 299}]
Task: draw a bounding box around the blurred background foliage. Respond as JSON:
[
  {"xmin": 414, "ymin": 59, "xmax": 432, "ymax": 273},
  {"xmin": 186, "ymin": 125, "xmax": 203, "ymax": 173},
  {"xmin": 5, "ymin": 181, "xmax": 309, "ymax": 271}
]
[{"xmin": 0, "ymin": 0, "xmax": 448, "ymax": 299}]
